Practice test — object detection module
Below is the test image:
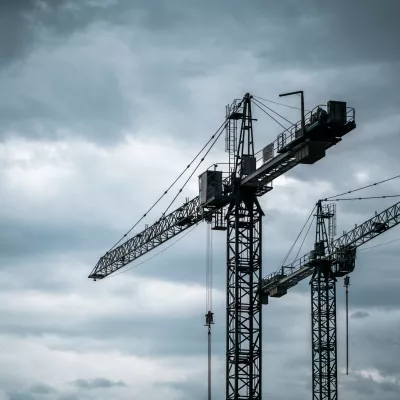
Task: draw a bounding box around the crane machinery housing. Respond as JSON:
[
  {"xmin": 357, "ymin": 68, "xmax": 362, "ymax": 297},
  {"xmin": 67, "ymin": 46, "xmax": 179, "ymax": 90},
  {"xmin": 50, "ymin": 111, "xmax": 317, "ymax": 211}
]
[{"xmin": 89, "ymin": 92, "xmax": 356, "ymax": 400}]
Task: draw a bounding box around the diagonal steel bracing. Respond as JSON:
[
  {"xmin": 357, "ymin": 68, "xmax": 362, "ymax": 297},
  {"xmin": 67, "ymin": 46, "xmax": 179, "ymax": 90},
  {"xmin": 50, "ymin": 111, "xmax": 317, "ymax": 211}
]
[
  {"xmin": 311, "ymin": 262, "xmax": 337, "ymax": 400},
  {"xmin": 310, "ymin": 202, "xmax": 337, "ymax": 400},
  {"xmin": 226, "ymin": 185, "xmax": 263, "ymax": 400}
]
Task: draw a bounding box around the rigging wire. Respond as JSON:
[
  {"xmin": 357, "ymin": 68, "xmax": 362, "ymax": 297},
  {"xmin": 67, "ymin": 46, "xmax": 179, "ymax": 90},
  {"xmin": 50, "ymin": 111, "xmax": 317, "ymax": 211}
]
[
  {"xmin": 252, "ymin": 95, "xmax": 311, "ymax": 112},
  {"xmin": 104, "ymin": 223, "xmax": 199, "ymax": 279},
  {"xmin": 327, "ymin": 194, "xmax": 400, "ymax": 202},
  {"xmin": 278, "ymin": 204, "xmax": 317, "ymax": 270},
  {"xmin": 159, "ymin": 126, "xmax": 226, "ymax": 220},
  {"xmin": 106, "ymin": 112, "xmax": 234, "ymax": 254},
  {"xmin": 294, "ymin": 214, "xmax": 316, "ymax": 261},
  {"xmin": 323, "ymin": 173, "xmax": 400, "ymax": 201},
  {"xmin": 252, "ymin": 101, "xmax": 288, "ymax": 131},
  {"xmin": 359, "ymin": 236, "xmax": 400, "ymax": 251},
  {"xmin": 252, "ymin": 97, "xmax": 294, "ymax": 126}
]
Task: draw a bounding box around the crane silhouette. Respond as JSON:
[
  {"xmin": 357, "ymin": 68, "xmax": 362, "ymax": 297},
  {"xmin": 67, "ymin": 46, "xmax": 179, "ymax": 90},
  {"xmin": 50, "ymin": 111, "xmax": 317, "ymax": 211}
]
[{"xmin": 89, "ymin": 92, "xmax": 356, "ymax": 399}]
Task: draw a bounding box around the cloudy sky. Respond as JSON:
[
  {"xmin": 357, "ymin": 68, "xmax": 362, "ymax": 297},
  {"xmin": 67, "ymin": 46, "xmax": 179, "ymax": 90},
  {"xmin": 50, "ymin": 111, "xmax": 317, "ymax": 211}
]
[{"xmin": 1, "ymin": 0, "xmax": 400, "ymax": 399}]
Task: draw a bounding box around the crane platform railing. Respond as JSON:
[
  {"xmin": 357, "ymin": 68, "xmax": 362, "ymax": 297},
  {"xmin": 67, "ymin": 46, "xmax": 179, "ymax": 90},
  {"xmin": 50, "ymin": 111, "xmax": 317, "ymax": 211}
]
[{"xmin": 252, "ymin": 104, "xmax": 356, "ymax": 171}]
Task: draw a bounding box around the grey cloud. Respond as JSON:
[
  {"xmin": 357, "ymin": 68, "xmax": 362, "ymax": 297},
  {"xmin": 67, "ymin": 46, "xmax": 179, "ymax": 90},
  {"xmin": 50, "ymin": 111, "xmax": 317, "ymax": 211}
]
[
  {"xmin": 30, "ymin": 383, "xmax": 56, "ymax": 394},
  {"xmin": 345, "ymin": 374, "xmax": 400, "ymax": 399},
  {"xmin": 0, "ymin": 1, "xmax": 75, "ymax": 68},
  {"xmin": 7, "ymin": 384, "xmax": 56, "ymax": 400},
  {"xmin": 70, "ymin": 378, "xmax": 127, "ymax": 390},
  {"xmin": 8, "ymin": 394, "xmax": 37, "ymax": 400},
  {"xmin": 256, "ymin": 1, "xmax": 400, "ymax": 67},
  {"xmin": 351, "ymin": 311, "xmax": 370, "ymax": 319},
  {"xmin": 155, "ymin": 380, "xmax": 224, "ymax": 400},
  {"xmin": 0, "ymin": 0, "xmax": 398, "ymax": 146},
  {"xmin": 0, "ymin": 1, "xmax": 46, "ymax": 68},
  {"xmin": 0, "ymin": 215, "xmax": 118, "ymax": 261},
  {"xmin": 0, "ymin": 1, "xmax": 122, "ymax": 69}
]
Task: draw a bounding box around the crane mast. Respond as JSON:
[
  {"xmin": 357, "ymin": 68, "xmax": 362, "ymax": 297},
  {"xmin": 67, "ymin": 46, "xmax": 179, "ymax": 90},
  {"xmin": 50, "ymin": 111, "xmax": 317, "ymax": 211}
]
[
  {"xmin": 89, "ymin": 92, "xmax": 356, "ymax": 400},
  {"xmin": 310, "ymin": 201, "xmax": 337, "ymax": 400},
  {"xmin": 226, "ymin": 94, "xmax": 263, "ymax": 398}
]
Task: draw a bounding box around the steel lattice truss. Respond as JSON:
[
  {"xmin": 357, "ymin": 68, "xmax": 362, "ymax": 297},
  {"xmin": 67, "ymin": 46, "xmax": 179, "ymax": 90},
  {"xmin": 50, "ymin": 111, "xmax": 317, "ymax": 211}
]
[
  {"xmin": 226, "ymin": 189, "xmax": 262, "ymax": 399},
  {"xmin": 311, "ymin": 202, "xmax": 337, "ymax": 400},
  {"xmin": 89, "ymin": 196, "xmax": 210, "ymax": 279},
  {"xmin": 262, "ymin": 200, "xmax": 400, "ymax": 295},
  {"xmin": 311, "ymin": 263, "xmax": 337, "ymax": 400}
]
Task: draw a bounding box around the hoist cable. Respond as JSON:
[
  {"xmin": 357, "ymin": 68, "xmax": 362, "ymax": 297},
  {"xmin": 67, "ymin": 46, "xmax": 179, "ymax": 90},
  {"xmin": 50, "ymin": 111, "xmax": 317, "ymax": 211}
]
[
  {"xmin": 206, "ymin": 224, "xmax": 213, "ymax": 313},
  {"xmin": 205, "ymin": 223, "xmax": 213, "ymax": 400},
  {"xmin": 344, "ymin": 276, "xmax": 350, "ymax": 376}
]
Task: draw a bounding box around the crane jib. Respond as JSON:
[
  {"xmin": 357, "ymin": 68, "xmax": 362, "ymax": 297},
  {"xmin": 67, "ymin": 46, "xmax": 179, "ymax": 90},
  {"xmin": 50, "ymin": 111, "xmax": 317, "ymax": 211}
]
[{"xmin": 262, "ymin": 200, "xmax": 400, "ymax": 296}]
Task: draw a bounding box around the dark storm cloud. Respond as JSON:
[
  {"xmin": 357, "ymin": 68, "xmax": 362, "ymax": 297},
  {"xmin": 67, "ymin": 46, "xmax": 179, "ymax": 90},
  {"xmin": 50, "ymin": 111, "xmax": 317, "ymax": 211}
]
[
  {"xmin": 0, "ymin": 0, "xmax": 135, "ymax": 143},
  {"xmin": 0, "ymin": 0, "xmax": 398, "ymax": 145},
  {"xmin": 253, "ymin": 0, "xmax": 400, "ymax": 67},
  {"xmin": 0, "ymin": 1, "xmax": 122, "ymax": 68},
  {"xmin": 70, "ymin": 378, "xmax": 127, "ymax": 389},
  {"xmin": 0, "ymin": 1, "xmax": 50, "ymax": 68}
]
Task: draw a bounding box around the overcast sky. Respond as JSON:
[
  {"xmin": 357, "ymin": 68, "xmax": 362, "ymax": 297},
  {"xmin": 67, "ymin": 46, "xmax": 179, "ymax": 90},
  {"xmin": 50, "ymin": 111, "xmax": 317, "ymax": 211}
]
[{"xmin": 1, "ymin": 1, "xmax": 400, "ymax": 399}]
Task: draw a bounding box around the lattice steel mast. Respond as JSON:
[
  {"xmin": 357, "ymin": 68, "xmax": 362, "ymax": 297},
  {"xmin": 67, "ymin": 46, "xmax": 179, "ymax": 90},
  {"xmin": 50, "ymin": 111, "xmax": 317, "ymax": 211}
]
[
  {"xmin": 310, "ymin": 201, "xmax": 337, "ymax": 400},
  {"xmin": 226, "ymin": 94, "xmax": 263, "ymax": 399}
]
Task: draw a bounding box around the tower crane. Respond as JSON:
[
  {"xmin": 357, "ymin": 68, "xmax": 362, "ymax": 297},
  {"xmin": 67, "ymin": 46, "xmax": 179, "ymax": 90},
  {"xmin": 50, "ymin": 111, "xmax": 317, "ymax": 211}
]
[
  {"xmin": 89, "ymin": 92, "xmax": 356, "ymax": 400},
  {"xmin": 261, "ymin": 199, "xmax": 400, "ymax": 400}
]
